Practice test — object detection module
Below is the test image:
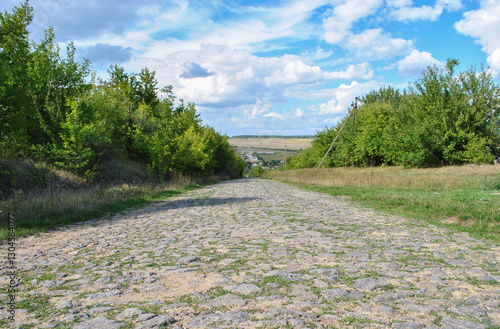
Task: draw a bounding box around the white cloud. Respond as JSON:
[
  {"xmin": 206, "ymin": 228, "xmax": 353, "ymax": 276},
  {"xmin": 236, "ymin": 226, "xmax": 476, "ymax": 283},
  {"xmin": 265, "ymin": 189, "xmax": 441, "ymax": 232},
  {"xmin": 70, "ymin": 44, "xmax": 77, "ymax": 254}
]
[
  {"xmin": 397, "ymin": 50, "xmax": 442, "ymax": 76},
  {"xmin": 392, "ymin": 5, "xmax": 443, "ymax": 22},
  {"xmin": 264, "ymin": 112, "xmax": 285, "ymax": 119},
  {"xmin": 488, "ymin": 49, "xmax": 500, "ymax": 75},
  {"xmin": 301, "ymin": 47, "xmax": 334, "ymax": 61},
  {"xmin": 315, "ymin": 81, "xmax": 382, "ymax": 115},
  {"xmin": 437, "ymin": 0, "xmax": 463, "ymax": 11},
  {"xmin": 333, "ymin": 0, "xmax": 383, "ymax": 24},
  {"xmin": 345, "ymin": 28, "xmax": 413, "ymax": 60},
  {"xmin": 244, "ymin": 99, "xmax": 272, "ymax": 118},
  {"xmin": 386, "ymin": 0, "xmax": 413, "ymax": 8},
  {"xmin": 323, "ymin": 18, "xmax": 352, "ymax": 44},
  {"xmin": 391, "ymin": 0, "xmax": 462, "ymax": 22},
  {"xmin": 322, "ymin": 0, "xmax": 383, "ymax": 44},
  {"xmin": 324, "ymin": 62, "xmax": 374, "ymax": 80},
  {"xmin": 321, "ymin": 0, "xmax": 414, "ymax": 62},
  {"xmin": 28, "ymin": 0, "xmax": 163, "ymax": 42},
  {"xmin": 295, "ymin": 108, "xmax": 304, "ymax": 118},
  {"xmin": 455, "ymin": 0, "xmax": 500, "ymax": 77},
  {"xmin": 265, "ymin": 58, "xmax": 323, "ymax": 86}
]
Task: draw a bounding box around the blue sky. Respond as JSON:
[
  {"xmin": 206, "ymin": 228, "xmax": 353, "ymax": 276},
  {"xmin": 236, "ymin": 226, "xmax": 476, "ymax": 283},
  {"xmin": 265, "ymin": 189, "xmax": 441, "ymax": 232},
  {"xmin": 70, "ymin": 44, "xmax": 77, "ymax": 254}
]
[{"xmin": 3, "ymin": 0, "xmax": 500, "ymax": 136}]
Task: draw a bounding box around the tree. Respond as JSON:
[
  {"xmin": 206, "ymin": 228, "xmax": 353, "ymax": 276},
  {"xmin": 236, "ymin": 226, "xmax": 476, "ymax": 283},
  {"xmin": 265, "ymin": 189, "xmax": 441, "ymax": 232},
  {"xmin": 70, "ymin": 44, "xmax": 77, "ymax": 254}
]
[
  {"xmin": 0, "ymin": 2, "xmax": 33, "ymax": 153},
  {"xmin": 0, "ymin": 2, "xmax": 90, "ymax": 156}
]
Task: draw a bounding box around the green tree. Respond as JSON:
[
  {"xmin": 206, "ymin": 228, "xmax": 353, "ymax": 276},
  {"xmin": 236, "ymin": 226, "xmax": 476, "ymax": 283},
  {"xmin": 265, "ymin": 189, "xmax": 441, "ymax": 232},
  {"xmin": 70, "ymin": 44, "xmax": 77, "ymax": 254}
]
[
  {"xmin": 0, "ymin": 2, "xmax": 90, "ymax": 155},
  {"xmin": 0, "ymin": 2, "xmax": 33, "ymax": 153},
  {"xmin": 248, "ymin": 165, "xmax": 265, "ymax": 177}
]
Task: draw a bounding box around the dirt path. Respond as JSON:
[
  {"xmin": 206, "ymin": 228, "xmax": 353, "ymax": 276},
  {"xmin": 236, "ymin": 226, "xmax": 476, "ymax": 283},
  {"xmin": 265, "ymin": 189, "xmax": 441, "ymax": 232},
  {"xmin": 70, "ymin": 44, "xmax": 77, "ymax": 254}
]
[{"xmin": 1, "ymin": 178, "xmax": 499, "ymax": 328}]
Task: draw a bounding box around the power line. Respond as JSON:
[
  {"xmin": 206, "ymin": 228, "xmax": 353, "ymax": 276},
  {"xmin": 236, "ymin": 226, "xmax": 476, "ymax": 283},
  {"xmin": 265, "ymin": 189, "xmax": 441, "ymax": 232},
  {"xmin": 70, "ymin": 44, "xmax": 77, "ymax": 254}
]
[{"xmin": 316, "ymin": 97, "xmax": 359, "ymax": 170}]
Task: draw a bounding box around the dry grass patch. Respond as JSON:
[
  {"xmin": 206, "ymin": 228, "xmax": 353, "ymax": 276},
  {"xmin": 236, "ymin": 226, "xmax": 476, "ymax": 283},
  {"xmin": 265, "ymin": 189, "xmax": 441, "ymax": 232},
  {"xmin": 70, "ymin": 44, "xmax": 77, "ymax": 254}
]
[
  {"xmin": 0, "ymin": 158, "xmax": 224, "ymax": 240},
  {"xmin": 266, "ymin": 165, "xmax": 500, "ymax": 191}
]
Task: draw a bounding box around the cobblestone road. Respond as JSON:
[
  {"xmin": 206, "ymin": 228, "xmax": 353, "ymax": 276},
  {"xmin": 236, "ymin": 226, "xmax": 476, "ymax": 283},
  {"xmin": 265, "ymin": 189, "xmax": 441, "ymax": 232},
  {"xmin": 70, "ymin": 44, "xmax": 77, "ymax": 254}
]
[{"xmin": 1, "ymin": 178, "xmax": 499, "ymax": 328}]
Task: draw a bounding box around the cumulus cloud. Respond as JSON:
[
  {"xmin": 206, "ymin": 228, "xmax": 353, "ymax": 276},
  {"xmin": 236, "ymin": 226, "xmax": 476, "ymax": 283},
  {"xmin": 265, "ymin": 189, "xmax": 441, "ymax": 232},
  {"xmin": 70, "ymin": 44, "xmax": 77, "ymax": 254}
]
[
  {"xmin": 324, "ymin": 63, "xmax": 374, "ymax": 80},
  {"xmin": 180, "ymin": 62, "xmax": 215, "ymax": 79},
  {"xmin": 265, "ymin": 59, "xmax": 322, "ymax": 86},
  {"xmin": 300, "ymin": 47, "xmax": 334, "ymax": 61},
  {"xmin": 315, "ymin": 81, "xmax": 382, "ymax": 115},
  {"xmin": 29, "ymin": 0, "xmax": 162, "ymax": 41},
  {"xmin": 391, "ymin": 0, "xmax": 462, "ymax": 22},
  {"xmin": 264, "ymin": 112, "xmax": 285, "ymax": 119},
  {"xmin": 437, "ymin": 0, "xmax": 463, "ymax": 11},
  {"xmin": 455, "ymin": 0, "xmax": 500, "ymax": 77},
  {"xmin": 391, "ymin": 5, "xmax": 443, "ymax": 22},
  {"xmin": 294, "ymin": 108, "xmax": 304, "ymax": 118},
  {"xmin": 80, "ymin": 43, "xmax": 132, "ymax": 65},
  {"xmin": 386, "ymin": 0, "xmax": 413, "ymax": 8},
  {"xmin": 397, "ymin": 50, "xmax": 442, "ymax": 76},
  {"xmin": 244, "ymin": 99, "xmax": 272, "ymax": 119},
  {"xmin": 322, "ymin": 0, "xmax": 383, "ymax": 44},
  {"xmin": 345, "ymin": 28, "xmax": 413, "ymax": 60}
]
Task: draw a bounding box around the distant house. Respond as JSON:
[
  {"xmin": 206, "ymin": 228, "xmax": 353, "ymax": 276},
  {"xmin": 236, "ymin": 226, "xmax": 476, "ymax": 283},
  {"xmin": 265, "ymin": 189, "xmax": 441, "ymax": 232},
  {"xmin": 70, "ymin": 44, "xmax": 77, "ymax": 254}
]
[{"xmin": 243, "ymin": 153, "xmax": 259, "ymax": 162}]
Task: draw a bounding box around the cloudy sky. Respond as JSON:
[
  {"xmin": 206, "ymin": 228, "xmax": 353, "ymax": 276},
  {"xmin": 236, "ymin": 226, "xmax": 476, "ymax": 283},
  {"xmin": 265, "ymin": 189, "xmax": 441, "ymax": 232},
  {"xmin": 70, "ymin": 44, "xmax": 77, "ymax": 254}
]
[{"xmin": 3, "ymin": 0, "xmax": 500, "ymax": 136}]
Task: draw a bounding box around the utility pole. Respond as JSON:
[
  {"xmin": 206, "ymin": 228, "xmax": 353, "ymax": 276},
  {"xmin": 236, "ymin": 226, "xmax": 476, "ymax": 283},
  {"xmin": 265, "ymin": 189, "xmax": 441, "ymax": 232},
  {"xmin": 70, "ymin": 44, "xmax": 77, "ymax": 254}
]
[{"xmin": 316, "ymin": 97, "xmax": 359, "ymax": 170}]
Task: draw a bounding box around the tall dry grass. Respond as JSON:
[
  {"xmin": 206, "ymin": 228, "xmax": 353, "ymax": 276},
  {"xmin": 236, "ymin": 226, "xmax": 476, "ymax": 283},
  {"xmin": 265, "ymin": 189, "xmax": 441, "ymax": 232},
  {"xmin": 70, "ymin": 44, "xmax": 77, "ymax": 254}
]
[
  {"xmin": 0, "ymin": 174, "xmax": 217, "ymax": 239},
  {"xmin": 266, "ymin": 165, "xmax": 500, "ymax": 191}
]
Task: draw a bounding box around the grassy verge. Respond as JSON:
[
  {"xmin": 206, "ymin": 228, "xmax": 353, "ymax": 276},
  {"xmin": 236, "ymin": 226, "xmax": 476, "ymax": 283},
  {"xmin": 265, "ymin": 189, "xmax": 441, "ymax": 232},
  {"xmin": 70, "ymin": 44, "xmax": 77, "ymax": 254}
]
[
  {"xmin": 266, "ymin": 165, "xmax": 500, "ymax": 242},
  {"xmin": 0, "ymin": 175, "xmax": 222, "ymax": 241}
]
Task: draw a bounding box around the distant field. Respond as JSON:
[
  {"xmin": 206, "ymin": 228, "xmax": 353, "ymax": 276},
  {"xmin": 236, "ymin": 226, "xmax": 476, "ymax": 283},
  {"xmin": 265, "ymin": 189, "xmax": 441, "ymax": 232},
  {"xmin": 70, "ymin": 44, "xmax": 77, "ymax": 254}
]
[{"xmin": 229, "ymin": 137, "xmax": 313, "ymax": 150}]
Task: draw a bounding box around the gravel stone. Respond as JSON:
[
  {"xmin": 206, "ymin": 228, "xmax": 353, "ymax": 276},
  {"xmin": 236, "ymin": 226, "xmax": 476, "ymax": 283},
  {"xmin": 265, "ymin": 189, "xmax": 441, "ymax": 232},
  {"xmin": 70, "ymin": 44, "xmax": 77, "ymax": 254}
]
[
  {"xmin": 321, "ymin": 288, "xmax": 364, "ymax": 300},
  {"xmin": 224, "ymin": 283, "xmax": 262, "ymax": 295},
  {"xmin": 136, "ymin": 315, "xmax": 176, "ymax": 328},
  {"xmin": 200, "ymin": 293, "xmax": 247, "ymax": 308},
  {"xmin": 179, "ymin": 256, "xmax": 199, "ymax": 264},
  {"xmin": 184, "ymin": 310, "xmax": 249, "ymax": 327},
  {"xmin": 115, "ymin": 307, "xmax": 145, "ymax": 320},
  {"xmin": 73, "ymin": 316, "xmax": 124, "ymax": 329},
  {"xmin": 353, "ymin": 278, "xmax": 389, "ymax": 291},
  {"xmin": 56, "ymin": 299, "xmax": 81, "ymax": 309}
]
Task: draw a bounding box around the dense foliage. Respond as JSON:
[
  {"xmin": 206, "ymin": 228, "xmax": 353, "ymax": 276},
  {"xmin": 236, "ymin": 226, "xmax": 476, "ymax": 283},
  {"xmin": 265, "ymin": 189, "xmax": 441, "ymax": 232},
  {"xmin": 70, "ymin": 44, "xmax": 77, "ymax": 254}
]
[
  {"xmin": 0, "ymin": 3, "xmax": 244, "ymax": 179},
  {"xmin": 289, "ymin": 60, "xmax": 500, "ymax": 168}
]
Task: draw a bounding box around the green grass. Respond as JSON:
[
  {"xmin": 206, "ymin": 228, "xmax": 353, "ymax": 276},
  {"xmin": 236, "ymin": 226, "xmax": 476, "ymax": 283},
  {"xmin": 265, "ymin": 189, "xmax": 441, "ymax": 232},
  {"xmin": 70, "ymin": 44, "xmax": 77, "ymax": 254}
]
[
  {"xmin": 16, "ymin": 294, "xmax": 55, "ymax": 320},
  {"xmin": 267, "ymin": 166, "xmax": 500, "ymax": 242},
  {"xmin": 207, "ymin": 286, "xmax": 228, "ymax": 298},
  {"xmin": 261, "ymin": 275, "xmax": 294, "ymax": 287},
  {"xmin": 304, "ymin": 184, "xmax": 499, "ymax": 242},
  {"xmin": 0, "ymin": 181, "xmax": 213, "ymax": 241}
]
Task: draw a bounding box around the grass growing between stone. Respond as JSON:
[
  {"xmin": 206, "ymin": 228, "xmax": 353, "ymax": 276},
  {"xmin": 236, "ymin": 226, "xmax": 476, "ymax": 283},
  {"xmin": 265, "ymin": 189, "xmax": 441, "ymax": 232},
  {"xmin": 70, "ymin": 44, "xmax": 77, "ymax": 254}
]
[
  {"xmin": 0, "ymin": 177, "xmax": 220, "ymax": 241},
  {"xmin": 267, "ymin": 165, "xmax": 500, "ymax": 242}
]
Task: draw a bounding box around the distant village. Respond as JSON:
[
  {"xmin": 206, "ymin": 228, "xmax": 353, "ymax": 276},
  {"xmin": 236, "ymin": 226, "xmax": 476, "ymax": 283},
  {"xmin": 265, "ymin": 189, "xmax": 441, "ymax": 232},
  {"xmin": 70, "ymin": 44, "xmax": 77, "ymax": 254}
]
[{"xmin": 242, "ymin": 151, "xmax": 283, "ymax": 170}]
